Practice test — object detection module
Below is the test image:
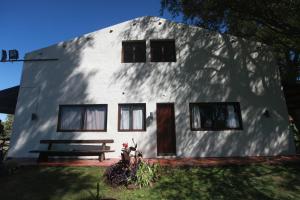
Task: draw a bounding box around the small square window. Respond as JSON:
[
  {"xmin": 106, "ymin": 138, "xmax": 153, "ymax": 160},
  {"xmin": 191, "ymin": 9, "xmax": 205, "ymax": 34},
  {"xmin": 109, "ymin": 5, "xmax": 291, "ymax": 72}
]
[
  {"xmin": 118, "ymin": 103, "xmax": 146, "ymax": 131},
  {"xmin": 189, "ymin": 102, "xmax": 243, "ymax": 131},
  {"xmin": 122, "ymin": 41, "xmax": 146, "ymax": 63},
  {"xmin": 150, "ymin": 40, "xmax": 176, "ymax": 62}
]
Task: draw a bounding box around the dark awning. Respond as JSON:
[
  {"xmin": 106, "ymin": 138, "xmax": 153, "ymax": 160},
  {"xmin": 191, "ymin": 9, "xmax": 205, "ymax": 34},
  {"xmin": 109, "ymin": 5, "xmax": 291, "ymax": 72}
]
[{"xmin": 0, "ymin": 85, "xmax": 19, "ymax": 114}]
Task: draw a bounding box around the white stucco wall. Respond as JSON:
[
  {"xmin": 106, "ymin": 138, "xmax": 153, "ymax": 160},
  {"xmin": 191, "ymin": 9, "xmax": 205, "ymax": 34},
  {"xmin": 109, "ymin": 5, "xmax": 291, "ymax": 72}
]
[{"xmin": 7, "ymin": 16, "xmax": 295, "ymax": 159}]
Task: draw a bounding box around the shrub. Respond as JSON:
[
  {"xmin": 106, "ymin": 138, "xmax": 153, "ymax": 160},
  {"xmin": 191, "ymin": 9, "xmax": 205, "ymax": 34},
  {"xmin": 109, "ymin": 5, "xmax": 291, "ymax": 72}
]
[
  {"xmin": 104, "ymin": 160, "xmax": 160, "ymax": 188},
  {"xmin": 134, "ymin": 161, "xmax": 160, "ymax": 188},
  {"xmin": 290, "ymin": 123, "xmax": 300, "ymax": 152}
]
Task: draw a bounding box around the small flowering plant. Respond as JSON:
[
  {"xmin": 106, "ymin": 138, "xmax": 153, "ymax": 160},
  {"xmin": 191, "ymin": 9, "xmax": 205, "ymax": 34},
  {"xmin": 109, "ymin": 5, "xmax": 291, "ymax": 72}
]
[
  {"xmin": 105, "ymin": 140, "xmax": 157, "ymax": 188},
  {"xmin": 122, "ymin": 143, "xmax": 128, "ymax": 149},
  {"xmin": 121, "ymin": 142, "xmax": 130, "ymax": 162}
]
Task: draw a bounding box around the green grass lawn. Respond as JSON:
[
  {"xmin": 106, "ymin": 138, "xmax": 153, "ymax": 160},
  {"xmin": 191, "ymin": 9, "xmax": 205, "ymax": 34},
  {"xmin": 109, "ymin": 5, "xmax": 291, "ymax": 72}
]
[{"xmin": 0, "ymin": 164, "xmax": 300, "ymax": 200}]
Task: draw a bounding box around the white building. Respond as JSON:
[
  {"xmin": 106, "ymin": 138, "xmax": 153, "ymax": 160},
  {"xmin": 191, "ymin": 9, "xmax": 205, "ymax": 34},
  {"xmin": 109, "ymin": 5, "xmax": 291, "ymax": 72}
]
[{"xmin": 7, "ymin": 16, "xmax": 295, "ymax": 159}]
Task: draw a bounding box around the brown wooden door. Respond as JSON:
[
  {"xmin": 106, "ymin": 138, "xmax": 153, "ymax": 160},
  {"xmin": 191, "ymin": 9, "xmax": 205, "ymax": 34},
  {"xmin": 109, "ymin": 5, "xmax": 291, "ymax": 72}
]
[{"xmin": 156, "ymin": 103, "xmax": 176, "ymax": 156}]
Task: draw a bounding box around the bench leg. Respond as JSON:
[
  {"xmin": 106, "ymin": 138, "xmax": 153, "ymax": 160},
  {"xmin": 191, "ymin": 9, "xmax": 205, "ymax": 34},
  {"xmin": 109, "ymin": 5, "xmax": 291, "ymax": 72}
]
[
  {"xmin": 98, "ymin": 153, "xmax": 105, "ymax": 162},
  {"xmin": 38, "ymin": 153, "xmax": 48, "ymax": 162}
]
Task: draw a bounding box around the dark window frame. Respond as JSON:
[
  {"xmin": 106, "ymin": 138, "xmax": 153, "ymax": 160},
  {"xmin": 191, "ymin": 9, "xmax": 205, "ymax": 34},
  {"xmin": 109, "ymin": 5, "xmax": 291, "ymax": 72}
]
[
  {"xmin": 118, "ymin": 103, "xmax": 146, "ymax": 132},
  {"xmin": 150, "ymin": 39, "xmax": 176, "ymax": 62},
  {"xmin": 122, "ymin": 40, "xmax": 146, "ymax": 63},
  {"xmin": 296, "ymin": 67, "xmax": 300, "ymax": 82},
  {"xmin": 57, "ymin": 104, "xmax": 108, "ymax": 132},
  {"xmin": 189, "ymin": 102, "xmax": 243, "ymax": 131}
]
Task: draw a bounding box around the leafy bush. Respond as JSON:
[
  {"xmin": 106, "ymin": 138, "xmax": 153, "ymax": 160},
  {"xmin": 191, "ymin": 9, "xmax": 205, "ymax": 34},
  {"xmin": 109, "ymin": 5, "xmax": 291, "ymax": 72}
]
[
  {"xmin": 104, "ymin": 160, "xmax": 161, "ymax": 188},
  {"xmin": 134, "ymin": 161, "xmax": 160, "ymax": 188},
  {"xmin": 290, "ymin": 123, "xmax": 300, "ymax": 152},
  {"xmin": 104, "ymin": 161, "xmax": 131, "ymax": 186},
  {"xmin": 105, "ymin": 141, "xmax": 161, "ymax": 188}
]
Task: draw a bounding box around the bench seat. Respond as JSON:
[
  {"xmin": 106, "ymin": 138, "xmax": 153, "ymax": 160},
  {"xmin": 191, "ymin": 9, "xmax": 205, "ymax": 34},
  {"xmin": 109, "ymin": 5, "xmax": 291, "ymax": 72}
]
[
  {"xmin": 30, "ymin": 150, "xmax": 115, "ymax": 155},
  {"xmin": 29, "ymin": 139, "xmax": 115, "ymax": 162}
]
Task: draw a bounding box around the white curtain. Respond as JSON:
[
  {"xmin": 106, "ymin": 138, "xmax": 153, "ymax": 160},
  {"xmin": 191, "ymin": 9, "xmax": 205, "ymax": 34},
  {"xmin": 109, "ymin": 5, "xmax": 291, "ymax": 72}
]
[
  {"xmin": 60, "ymin": 107, "xmax": 82, "ymax": 130},
  {"xmin": 192, "ymin": 105, "xmax": 201, "ymax": 129},
  {"xmin": 133, "ymin": 106, "xmax": 143, "ymax": 129},
  {"xmin": 226, "ymin": 105, "xmax": 240, "ymax": 128},
  {"xmin": 84, "ymin": 106, "xmax": 106, "ymax": 130},
  {"xmin": 120, "ymin": 106, "xmax": 130, "ymax": 130}
]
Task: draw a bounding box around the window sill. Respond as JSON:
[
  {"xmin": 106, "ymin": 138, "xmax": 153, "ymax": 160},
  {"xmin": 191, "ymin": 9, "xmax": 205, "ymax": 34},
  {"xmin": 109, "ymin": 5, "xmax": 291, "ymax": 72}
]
[
  {"xmin": 118, "ymin": 129, "xmax": 146, "ymax": 132},
  {"xmin": 57, "ymin": 130, "xmax": 107, "ymax": 132},
  {"xmin": 191, "ymin": 128, "xmax": 243, "ymax": 131}
]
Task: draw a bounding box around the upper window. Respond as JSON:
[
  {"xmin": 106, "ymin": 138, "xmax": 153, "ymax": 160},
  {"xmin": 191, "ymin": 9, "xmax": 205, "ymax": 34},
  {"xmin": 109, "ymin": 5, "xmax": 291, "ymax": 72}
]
[
  {"xmin": 190, "ymin": 102, "xmax": 243, "ymax": 131},
  {"xmin": 118, "ymin": 103, "xmax": 146, "ymax": 131},
  {"xmin": 122, "ymin": 40, "xmax": 146, "ymax": 63},
  {"xmin": 150, "ymin": 40, "xmax": 176, "ymax": 62},
  {"xmin": 57, "ymin": 104, "xmax": 107, "ymax": 132}
]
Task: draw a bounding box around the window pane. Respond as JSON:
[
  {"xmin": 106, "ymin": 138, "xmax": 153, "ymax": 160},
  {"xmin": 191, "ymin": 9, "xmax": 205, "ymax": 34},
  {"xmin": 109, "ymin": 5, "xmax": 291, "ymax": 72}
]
[
  {"xmin": 60, "ymin": 107, "xmax": 82, "ymax": 130},
  {"xmin": 191, "ymin": 105, "xmax": 201, "ymax": 129},
  {"xmin": 120, "ymin": 106, "xmax": 130, "ymax": 130},
  {"xmin": 190, "ymin": 102, "xmax": 242, "ymax": 130},
  {"xmin": 201, "ymin": 105, "xmax": 214, "ymax": 129},
  {"xmin": 150, "ymin": 41, "xmax": 162, "ymax": 62},
  {"xmin": 214, "ymin": 104, "xmax": 227, "ymax": 128},
  {"xmin": 123, "ymin": 45, "xmax": 134, "ymax": 62},
  {"xmin": 84, "ymin": 106, "xmax": 106, "ymax": 130},
  {"xmin": 226, "ymin": 105, "xmax": 240, "ymax": 128},
  {"xmin": 134, "ymin": 43, "xmax": 146, "ymax": 62},
  {"xmin": 122, "ymin": 41, "xmax": 146, "ymax": 63},
  {"xmin": 132, "ymin": 106, "xmax": 144, "ymax": 129},
  {"xmin": 150, "ymin": 40, "xmax": 176, "ymax": 62},
  {"xmin": 296, "ymin": 69, "xmax": 300, "ymax": 82},
  {"xmin": 119, "ymin": 104, "xmax": 146, "ymax": 131},
  {"xmin": 162, "ymin": 41, "xmax": 176, "ymax": 61}
]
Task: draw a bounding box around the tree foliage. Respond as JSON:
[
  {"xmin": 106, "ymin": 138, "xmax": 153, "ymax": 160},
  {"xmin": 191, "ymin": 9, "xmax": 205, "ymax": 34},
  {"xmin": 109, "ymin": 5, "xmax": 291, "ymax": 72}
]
[
  {"xmin": 161, "ymin": 0, "xmax": 300, "ymax": 83},
  {"xmin": 3, "ymin": 115, "xmax": 14, "ymax": 137}
]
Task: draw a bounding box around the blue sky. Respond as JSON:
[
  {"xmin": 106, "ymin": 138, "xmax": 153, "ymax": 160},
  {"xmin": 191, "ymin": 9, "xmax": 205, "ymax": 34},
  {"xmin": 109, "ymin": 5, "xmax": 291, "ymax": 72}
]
[{"xmin": 0, "ymin": 0, "xmax": 179, "ymax": 120}]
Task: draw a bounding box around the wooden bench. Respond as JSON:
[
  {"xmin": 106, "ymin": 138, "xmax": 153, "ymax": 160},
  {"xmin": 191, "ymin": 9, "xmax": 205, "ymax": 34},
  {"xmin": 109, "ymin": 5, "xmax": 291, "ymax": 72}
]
[{"xmin": 29, "ymin": 139, "xmax": 115, "ymax": 162}]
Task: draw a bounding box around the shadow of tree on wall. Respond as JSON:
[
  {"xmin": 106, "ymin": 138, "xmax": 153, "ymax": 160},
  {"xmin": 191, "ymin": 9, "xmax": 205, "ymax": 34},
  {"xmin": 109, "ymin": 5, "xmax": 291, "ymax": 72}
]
[
  {"xmin": 112, "ymin": 16, "xmax": 294, "ymax": 157},
  {"xmin": 9, "ymin": 34, "xmax": 99, "ymax": 157},
  {"xmin": 8, "ymin": 16, "xmax": 294, "ymax": 159}
]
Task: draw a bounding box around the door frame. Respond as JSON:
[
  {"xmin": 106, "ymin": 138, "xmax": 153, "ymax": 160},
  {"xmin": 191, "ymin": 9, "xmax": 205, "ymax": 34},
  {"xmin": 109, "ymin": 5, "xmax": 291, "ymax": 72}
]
[{"xmin": 156, "ymin": 102, "xmax": 177, "ymax": 156}]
